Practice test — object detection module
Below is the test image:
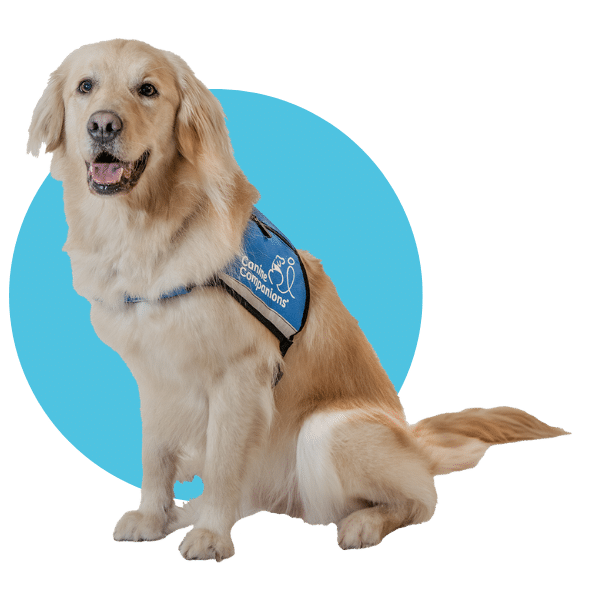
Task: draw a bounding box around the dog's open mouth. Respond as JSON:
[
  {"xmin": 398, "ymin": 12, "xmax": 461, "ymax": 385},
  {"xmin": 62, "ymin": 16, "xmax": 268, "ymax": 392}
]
[{"xmin": 86, "ymin": 150, "xmax": 150, "ymax": 195}]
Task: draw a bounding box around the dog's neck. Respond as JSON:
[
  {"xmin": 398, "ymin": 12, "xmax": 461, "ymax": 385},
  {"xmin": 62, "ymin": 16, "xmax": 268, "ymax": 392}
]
[{"xmin": 59, "ymin": 159, "xmax": 257, "ymax": 306}]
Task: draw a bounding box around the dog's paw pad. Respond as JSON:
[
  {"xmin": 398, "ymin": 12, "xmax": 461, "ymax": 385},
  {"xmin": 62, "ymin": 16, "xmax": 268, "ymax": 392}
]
[
  {"xmin": 113, "ymin": 510, "xmax": 166, "ymax": 542},
  {"xmin": 179, "ymin": 528, "xmax": 234, "ymax": 562}
]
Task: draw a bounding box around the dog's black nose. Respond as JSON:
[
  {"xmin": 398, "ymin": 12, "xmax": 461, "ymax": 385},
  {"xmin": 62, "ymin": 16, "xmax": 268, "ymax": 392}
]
[{"xmin": 87, "ymin": 111, "xmax": 123, "ymax": 143}]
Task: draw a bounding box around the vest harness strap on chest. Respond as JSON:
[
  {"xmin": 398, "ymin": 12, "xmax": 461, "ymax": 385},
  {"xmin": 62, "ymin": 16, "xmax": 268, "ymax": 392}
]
[{"xmin": 125, "ymin": 208, "xmax": 310, "ymax": 356}]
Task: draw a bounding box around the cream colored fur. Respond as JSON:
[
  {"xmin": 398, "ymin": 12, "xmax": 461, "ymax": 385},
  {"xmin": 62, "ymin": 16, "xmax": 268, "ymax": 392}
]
[{"xmin": 28, "ymin": 39, "xmax": 568, "ymax": 561}]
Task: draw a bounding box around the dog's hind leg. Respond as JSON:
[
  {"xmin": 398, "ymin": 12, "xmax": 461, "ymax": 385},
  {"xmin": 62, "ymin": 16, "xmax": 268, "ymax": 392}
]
[
  {"xmin": 296, "ymin": 410, "xmax": 437, "ymax": 550},
  {"xmin": 336, "ymin": 502, "xmax": 422, "ymax": 550}
]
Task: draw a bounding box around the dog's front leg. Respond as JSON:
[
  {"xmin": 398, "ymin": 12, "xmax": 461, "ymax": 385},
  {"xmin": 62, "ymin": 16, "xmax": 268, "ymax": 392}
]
[
  {"xmin": 113, "ymin": 432, "xmax": 177, "ymax": 542},
  {"xmin": 179, "ymin": 369, "xmax": 273, "ymax": 562}
]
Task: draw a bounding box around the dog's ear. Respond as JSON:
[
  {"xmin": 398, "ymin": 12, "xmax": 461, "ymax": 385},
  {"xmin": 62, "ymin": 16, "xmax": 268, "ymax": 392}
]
[
  {"xmin": 167, "ymin": 52, "xmax": 234, "ymax": 166},
  {"xmin": 27, "ymin": 70, "xmax": 65, "ymax": 157}
]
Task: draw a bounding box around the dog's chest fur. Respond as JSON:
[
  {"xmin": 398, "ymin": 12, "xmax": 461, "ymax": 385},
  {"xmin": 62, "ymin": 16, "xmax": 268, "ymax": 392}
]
[{"xmin": 89, "ymin": 286, "xmax": 278, "ymax": 481}]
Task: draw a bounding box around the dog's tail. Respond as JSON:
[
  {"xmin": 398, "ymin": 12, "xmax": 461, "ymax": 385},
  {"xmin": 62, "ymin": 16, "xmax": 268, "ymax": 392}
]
[{"xmin": 411, "ymin": 407, "xmax": 568, "ymax": 476}]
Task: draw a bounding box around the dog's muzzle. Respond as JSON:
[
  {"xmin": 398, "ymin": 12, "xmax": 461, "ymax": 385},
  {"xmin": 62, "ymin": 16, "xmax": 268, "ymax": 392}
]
[{"xmin": 84, "ymin": 110, "xmax": 150, "ymax": 195}]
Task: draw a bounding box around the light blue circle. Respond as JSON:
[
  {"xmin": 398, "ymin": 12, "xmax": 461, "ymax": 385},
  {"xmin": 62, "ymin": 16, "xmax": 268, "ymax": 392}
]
[{"xmin": 10, "ymin": 90, "xmax": 422, "ymax": 500}]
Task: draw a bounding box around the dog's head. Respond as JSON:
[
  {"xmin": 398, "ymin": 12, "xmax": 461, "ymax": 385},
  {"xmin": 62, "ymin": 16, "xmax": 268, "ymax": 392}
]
[{"xmin": 28, "ymin": 39, "xmax": 236, "ymax": 205}]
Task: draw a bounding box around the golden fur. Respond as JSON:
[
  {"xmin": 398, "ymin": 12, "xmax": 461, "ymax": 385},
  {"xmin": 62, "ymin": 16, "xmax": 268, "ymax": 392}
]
[{"xmin": 28, "ymin": 40, "xmax": 568, "ymax": 561}]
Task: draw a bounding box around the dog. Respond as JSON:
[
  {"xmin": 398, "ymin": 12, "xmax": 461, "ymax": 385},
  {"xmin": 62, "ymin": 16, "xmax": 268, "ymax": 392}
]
[{"xmin": 27, "ymin": 39, "xmax": 567, "ymax": 561}]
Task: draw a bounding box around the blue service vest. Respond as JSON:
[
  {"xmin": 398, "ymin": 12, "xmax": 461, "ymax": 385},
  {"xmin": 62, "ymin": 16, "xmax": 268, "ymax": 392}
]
[{"xmin": 125, "ymin": 208, "xmax": 310, "ymax": 356}]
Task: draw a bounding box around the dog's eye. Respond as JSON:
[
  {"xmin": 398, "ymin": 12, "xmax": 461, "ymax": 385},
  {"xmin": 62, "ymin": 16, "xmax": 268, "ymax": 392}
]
[
  {"xmin": 78, "ymin": 80, "xmax": 93, "ymax": 94},
  {"xmin": 139, "ymin": 83, "xmax": 158, "ymax": 97}
]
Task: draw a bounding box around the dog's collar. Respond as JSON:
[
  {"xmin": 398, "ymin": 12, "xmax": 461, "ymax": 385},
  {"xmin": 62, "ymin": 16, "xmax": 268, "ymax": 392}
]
[
  {"xmin": 123, "ymin": 208, "xmax": 310, "ymax": 357},
  {"xmin": 124, "ymin": 284, "xmax": 196, "ymax": 304}
]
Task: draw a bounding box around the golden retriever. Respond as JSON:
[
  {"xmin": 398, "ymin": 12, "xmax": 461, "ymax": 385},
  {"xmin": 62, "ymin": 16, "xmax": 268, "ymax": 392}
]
[{"xmin": 27, "ymin": 39, "xmax": 567, "ymax": 561}]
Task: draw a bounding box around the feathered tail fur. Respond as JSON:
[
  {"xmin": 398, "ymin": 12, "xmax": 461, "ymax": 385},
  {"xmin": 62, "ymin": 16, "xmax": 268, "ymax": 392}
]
[{"xmin": 411, "ymin": 407, "xmax": 569, "ymax": 476}]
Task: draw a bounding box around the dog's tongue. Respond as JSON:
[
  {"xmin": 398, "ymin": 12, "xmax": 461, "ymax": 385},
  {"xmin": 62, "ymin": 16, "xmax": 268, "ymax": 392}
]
[{"xmin": 91, "ymin": 163, "xmax": 123, "ymax": 184}]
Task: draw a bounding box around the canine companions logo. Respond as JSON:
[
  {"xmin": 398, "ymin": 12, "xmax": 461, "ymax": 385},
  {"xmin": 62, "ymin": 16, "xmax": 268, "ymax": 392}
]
[
  {"xmin": 240, "ymin": 254, "xmax": 296, "ymax": 308},
  {"xmin": 268, "ymin": 255, "xmax": 296, "ymax": 298}
]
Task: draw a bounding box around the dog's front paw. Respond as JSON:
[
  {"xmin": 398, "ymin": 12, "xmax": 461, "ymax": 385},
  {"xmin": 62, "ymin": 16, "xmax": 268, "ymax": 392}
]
[
  {"xmin": 113, "ymin": 510, "xmax": 167, "ymax": 542},
  {"xmin": 179, "ymin": 528, "xmax": 234, "ymax": 562}
]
